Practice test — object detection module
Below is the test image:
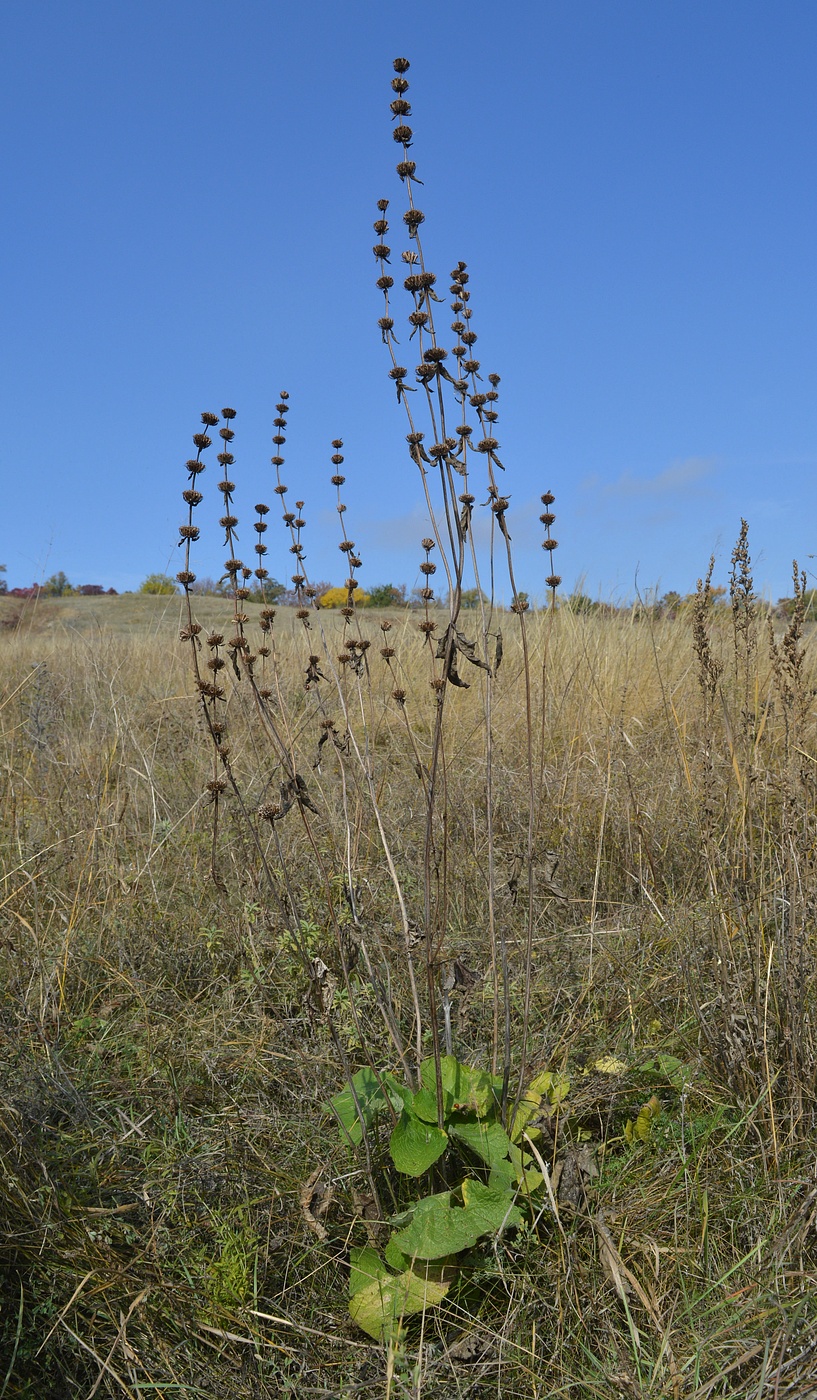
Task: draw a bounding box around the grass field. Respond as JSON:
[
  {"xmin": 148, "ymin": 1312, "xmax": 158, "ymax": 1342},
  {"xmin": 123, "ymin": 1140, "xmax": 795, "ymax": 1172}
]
[{"xmin": 2, "ymin": 588, "xmax": 817, "ymax": 1398}]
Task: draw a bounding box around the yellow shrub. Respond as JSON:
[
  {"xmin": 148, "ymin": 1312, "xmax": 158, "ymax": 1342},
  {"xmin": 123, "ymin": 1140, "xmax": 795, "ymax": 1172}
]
[{"xmin": 319, "ymin": 586, "xmax": 369, "ymax": 608}]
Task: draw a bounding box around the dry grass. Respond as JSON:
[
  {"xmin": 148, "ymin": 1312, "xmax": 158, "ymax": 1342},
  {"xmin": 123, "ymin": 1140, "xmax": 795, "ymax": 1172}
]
[{"xmin": 2, "ymin": 598, "xmax": 817, "ymax": 1397}]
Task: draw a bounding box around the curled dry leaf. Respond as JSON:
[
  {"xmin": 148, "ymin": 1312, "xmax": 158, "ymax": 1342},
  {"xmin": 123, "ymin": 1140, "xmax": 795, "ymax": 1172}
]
[{"xmin": 300, "ymin": 1166, "xmax": 335, "ymax": 1242}]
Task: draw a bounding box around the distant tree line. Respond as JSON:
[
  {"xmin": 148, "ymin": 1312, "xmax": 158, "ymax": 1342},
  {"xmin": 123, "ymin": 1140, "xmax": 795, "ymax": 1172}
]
[{"xmin": 1, "ymin": 565, "xmax": 812, "ymax": 617}]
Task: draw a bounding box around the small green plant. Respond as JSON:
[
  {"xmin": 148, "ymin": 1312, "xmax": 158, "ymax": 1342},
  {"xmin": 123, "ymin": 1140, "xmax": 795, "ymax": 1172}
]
[{"xmin": 331, "ymin": 1055, "xmax": 569, "ymax": 1339}]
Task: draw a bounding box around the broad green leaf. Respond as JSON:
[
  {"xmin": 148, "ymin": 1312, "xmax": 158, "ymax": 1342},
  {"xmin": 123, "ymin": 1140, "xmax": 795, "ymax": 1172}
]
[
  {"xmin": 508, "ymin": 1089, "xmax": 542, "ymax": 1144},
  {"xmin": 449, "ymin": 1118, "xmax": 512, "ymax": 1168},
  {"xmin": 420, "ymin": 1056, "xmax": 495, "ymax": 1117},
  {"xmin": 392, "ymin": 1178, "xmax": 522, "ymax": 1260},
  {"xmin": 331, "ymin": 1067, "xmax": 406, "ymax": 1146},
  {"xmin": 488, "ymin": 1158, "xmax": 516, "ymax": 1192},
  {"xmin": 411, "ymin": 1085, "xmax": 453, "ymax": 1124},
  {"xmin": 545, "ymin": 1069, "xmax": 570, "ymax": 1103},
  {"xmin": 461, "ymin": 1177, "xmax": 524, "ymax": 1231},
  {"xmin": 349, "ymin": 1261, "xmax": 449, "ymax": 1340},
  {"xmin": 349, "ymin": 1245, "xmax": 390, "ymax": 1297},
  {"xmin": 508, "ymin": 1143, "xmax": 544, "ymax": 1193},
  {"xmin": 389, "ymin": 1109, "xmax": 448, "ymax": 1176},
  {"xmin": 529, "ymin": 1069, "xmax": 570, "ymax": 1105},
  {"xmin": 389, "ymin": 1190, "xmax": 452, "ymax": 1232},
  {"xmin": 384, "ymin": 1237, "xmax": 412, "ymax": 1271}
]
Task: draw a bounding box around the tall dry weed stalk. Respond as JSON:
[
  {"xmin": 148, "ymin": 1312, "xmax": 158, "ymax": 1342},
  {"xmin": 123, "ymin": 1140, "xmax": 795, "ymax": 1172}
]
[{"xmin": 172, "ymin": 57, "xmax": 561, "ymax": 1136}]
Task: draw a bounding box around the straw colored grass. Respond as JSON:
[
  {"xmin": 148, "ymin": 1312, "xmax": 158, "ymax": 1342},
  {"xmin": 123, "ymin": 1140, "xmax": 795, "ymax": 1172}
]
[{"xmin": 2, "ymin": 599, "xmax": 817, "ymax": 1397}]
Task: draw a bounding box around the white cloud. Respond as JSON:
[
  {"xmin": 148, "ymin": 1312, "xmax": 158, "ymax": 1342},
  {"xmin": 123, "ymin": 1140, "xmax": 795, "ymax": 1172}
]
[{"xmin": 582, "ymin": 456, "xmax": 717, "ymax": 500}]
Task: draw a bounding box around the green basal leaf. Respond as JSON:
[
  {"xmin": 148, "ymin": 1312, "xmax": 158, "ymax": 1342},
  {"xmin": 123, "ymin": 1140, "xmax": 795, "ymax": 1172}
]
[
  {"xmin": 411, "ymin": 1085, "xmax": 453, "ymax": 1124},
  {"xmin": 508, "ymin": 1090, "xmax": 542, "ymax": 1144},
  {"xmin": 488, "ymin": 1158, "xmax": 516, "ymax": 1192},
  {"xmin": 331, "ymin": 1067, "xmax": 407, "ymax": 1146},
  {"xmin": 389, "ymin": 1190, "xmax": 452, "ymax": 1232},
  {"xmin": 420, "ymin": 1056, "xmax": 495, "ymax": 1117},
  {"xmin": 349, "ymin": 1257, "xmax": 450, "ymax": 1340},
  {"xmin": 528, "ymin": 1069, "xmax": 570, "ymax": 1105},
  {"xmin": 384, "ymin": 1237, "xmax": 413, "ymax": 1271},
  {"xmin": 392, "ymin": 1178, "xmax": 522, "ymax": 1260},
  {"xmin": 508, "ymin": 1142, "xmax": 544, "ymax": 1193},
  {"xmin": 449, "ymin": 1118, "xmax": 512, "ymax": 1167},
  {"xmin": 350, "ymin": 1245, "xmax": 391, "ymax": 1297},
  {"xmin": 389, "ymin": 1108, "xmax": 448, "ymax": 1176}
]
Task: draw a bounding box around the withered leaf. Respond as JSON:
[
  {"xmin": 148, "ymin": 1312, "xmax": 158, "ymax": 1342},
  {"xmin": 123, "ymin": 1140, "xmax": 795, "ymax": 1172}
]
[{"xmin": 452, "ymin": 956, "xmax": 480, "ymax": 990}]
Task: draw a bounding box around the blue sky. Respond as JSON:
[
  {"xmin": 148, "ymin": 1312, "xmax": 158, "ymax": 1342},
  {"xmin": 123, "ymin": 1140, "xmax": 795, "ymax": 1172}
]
[{"xmin": 3, "ymin": 1, "xmax": 816, "ymax": 603}]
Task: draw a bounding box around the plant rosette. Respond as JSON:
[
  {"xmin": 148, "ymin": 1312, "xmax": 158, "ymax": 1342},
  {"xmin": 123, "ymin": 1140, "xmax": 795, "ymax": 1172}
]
[{"xmin": 330, "ymin": 1055, "xmax": 569, "ymax": 1339}]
